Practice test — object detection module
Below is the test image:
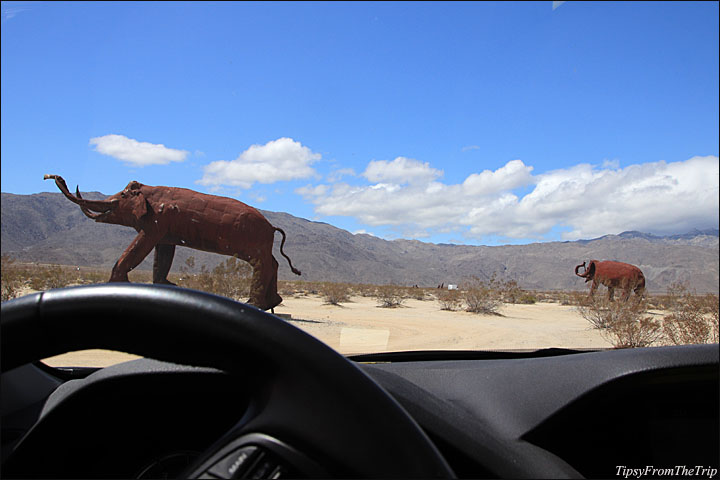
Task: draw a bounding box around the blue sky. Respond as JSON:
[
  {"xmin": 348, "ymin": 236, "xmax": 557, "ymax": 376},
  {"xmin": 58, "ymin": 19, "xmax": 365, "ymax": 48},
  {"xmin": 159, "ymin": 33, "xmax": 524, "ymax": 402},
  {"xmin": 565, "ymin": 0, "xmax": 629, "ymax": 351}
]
[{"xmin": 2, "ymin": 1, "xmax": 718, "ymax": 245}]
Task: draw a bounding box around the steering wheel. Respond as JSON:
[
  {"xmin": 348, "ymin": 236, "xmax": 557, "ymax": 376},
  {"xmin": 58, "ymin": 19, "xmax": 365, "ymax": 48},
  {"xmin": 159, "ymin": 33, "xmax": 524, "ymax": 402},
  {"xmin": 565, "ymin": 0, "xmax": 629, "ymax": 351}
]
[{"xmin": 1, "ymin": 284, "xmax": 454, "ymax": 478}]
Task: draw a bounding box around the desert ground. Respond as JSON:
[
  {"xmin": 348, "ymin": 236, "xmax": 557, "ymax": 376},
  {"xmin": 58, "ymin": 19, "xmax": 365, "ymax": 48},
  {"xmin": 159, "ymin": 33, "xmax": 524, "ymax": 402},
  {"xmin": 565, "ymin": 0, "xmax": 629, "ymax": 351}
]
[{"xmin": 41, "ymin": 294, "xmax": 645, "ymax": 368}]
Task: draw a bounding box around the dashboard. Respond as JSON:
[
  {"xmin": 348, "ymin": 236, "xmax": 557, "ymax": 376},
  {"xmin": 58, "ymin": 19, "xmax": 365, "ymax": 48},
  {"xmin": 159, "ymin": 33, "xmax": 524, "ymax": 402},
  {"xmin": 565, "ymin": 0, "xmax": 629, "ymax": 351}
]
[{"xmin": 2, "ymin": 344, "xmax": 718, "ymax": 478}]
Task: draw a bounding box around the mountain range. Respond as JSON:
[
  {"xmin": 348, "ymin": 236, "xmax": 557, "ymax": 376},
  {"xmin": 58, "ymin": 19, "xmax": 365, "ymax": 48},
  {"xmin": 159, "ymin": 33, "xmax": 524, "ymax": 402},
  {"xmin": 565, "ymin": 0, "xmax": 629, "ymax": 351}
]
[{"xmin": 2, "ymin": 191, "xmax": 718, "ymax": 293}]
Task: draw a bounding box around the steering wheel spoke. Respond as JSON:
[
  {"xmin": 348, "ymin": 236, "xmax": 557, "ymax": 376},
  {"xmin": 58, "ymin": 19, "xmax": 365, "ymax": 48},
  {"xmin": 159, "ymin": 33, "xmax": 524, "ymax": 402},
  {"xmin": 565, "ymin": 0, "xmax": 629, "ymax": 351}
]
[{"xmin": 189, "ymin": 433, "xmax": 327, "ymax": 479}]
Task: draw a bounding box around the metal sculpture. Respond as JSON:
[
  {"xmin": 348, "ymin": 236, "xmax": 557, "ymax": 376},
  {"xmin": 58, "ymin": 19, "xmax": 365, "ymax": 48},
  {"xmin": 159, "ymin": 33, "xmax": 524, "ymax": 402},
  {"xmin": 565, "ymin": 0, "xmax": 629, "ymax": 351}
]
[
  {"xmin": 574, "ymin": 260, "xmax": 645, "ymax": 300},
  {"xmin": 45, "ymin": 174, "xmax": 301, "ymax": 311}
]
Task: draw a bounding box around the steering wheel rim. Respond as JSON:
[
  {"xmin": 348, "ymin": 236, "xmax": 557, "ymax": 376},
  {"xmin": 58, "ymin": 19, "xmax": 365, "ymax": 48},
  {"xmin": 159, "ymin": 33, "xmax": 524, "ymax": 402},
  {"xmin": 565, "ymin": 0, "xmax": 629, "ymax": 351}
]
[{"xmin": 1, "ymin": 283, "xmax": 455, "ymax": 478}]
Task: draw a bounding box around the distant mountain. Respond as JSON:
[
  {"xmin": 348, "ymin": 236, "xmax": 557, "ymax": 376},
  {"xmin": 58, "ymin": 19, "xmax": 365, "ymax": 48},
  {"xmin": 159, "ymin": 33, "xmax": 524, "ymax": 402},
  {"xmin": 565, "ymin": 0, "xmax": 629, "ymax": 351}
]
[
  {"xmin": 2, "ymin": 191, "xmax": 718, "ymax": 293},
  {"xmin": 614, "ymin": 229, "xmax": 720, "ymax": 247}
]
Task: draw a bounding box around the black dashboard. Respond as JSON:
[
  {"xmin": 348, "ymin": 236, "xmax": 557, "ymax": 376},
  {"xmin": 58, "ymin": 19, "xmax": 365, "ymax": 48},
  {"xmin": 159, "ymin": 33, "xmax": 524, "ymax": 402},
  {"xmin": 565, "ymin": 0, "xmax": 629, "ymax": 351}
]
[{"xmin": 2, "ymin": 344, "xmax": 718, "ymax": 479}]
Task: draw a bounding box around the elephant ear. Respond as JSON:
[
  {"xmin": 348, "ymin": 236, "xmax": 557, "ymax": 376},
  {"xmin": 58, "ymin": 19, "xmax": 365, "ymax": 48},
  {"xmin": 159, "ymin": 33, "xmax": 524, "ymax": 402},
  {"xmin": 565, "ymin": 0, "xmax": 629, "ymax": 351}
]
[
  {"xmin": 587, "ymin": 261, "xmax": 596, "ymax": 277},
  {"xmin": 124, "ymin": 181, "xmax": 148, "ymax": 220},
  {"xmin": 131, "ymin": 194, "xmax": 148, "ymax": 220}
]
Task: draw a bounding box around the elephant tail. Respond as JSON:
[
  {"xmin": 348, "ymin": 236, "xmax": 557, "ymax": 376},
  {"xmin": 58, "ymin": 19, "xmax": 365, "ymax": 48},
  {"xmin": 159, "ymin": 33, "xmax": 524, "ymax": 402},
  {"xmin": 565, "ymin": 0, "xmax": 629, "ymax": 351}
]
[{"xmin": 274, "ymin": 227, "xmax": 302, "ymax": 276}]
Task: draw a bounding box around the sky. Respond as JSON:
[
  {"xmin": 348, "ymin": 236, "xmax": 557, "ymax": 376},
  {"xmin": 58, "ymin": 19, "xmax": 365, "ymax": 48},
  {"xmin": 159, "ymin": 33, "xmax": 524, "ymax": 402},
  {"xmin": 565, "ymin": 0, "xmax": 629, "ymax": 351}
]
[{"xmin": 2, "ymin": 1, "xmax": 718, "ymax": 246}]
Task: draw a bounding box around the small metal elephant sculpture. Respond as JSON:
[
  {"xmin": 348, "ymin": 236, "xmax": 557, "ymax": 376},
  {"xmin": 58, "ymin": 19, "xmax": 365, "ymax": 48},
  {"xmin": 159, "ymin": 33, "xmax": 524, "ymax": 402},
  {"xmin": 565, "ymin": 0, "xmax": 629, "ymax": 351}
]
[
  {"xmin": 45, "ymin": 174, "xmax": 301, "ymax": 311},
  {"xmin": 574, "ymin": 260, "xmax": 645, "ymax": 301}
]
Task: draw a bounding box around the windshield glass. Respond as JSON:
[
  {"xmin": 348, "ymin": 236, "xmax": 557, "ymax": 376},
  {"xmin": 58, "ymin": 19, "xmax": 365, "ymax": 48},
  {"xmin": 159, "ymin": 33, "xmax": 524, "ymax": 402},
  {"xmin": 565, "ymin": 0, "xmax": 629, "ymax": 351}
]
[{"xmin": 1, "ymin": 1, "xmax": 718, "ymax": 368}]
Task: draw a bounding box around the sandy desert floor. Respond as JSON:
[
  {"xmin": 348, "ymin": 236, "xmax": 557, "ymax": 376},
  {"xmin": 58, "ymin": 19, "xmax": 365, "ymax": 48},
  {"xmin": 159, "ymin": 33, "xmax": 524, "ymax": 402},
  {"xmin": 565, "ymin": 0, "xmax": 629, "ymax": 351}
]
[{"xmin": 39, "ymin": 294, "xmax": 650, "ymax": 368}]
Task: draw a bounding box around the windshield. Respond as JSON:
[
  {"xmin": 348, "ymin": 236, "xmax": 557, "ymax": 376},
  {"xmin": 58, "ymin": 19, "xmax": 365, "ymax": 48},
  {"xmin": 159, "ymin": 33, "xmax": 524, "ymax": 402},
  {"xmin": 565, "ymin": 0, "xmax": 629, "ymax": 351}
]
[{"xmin": 1, "ymin": 1, "xmax": 718, "ymax": 368}]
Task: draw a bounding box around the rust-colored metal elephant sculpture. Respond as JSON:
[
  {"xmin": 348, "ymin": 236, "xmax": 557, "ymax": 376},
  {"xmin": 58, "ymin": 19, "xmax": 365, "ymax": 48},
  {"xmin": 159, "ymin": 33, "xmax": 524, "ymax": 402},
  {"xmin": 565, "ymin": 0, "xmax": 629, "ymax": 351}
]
[
  {"xmin": 45, "ymin": 174, "xmax": 301, "ymax": 311},
  {"xmin": 574, "ymin": 260, "xmax": 645, "ymax": 301}
]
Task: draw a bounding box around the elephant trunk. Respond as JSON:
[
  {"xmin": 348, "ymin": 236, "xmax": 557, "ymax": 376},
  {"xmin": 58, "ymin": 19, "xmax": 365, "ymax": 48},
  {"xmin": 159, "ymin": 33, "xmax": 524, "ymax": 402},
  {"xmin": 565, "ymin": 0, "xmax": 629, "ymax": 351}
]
[
  {"xmin": 575, "ymin": 262, "xmax": 588, "ymax": 277},
  {"xmin": 44, "ymin": 174, "xmax": 118, "ymax": 220}
]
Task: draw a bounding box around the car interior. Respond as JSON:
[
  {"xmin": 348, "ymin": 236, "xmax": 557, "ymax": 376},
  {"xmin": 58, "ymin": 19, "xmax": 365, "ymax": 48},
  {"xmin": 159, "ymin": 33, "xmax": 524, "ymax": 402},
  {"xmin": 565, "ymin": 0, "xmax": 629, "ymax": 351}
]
[{"xmin": 2, "ymin": 283, "xmax": 718, "ymax": 479}]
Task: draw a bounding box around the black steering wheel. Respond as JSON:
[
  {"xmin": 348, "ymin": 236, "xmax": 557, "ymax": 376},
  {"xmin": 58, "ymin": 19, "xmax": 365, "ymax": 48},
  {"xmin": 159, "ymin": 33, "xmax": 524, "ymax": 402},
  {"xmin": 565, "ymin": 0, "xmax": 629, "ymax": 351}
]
[{"xmin": 1, "ymin": 284, "xmax": 454, "ymax": 478}]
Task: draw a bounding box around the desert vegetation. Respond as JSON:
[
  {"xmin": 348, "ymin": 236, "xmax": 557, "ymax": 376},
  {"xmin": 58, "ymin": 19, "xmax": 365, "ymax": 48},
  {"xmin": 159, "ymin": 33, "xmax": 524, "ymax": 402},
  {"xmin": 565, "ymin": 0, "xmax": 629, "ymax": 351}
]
[
  {"xmin": 2, "ymin": 255, "xmax": 114, "ymax": 301},
  {"xmin": 575, "ymin": 296, "xmax": 663, "ymax": 348},
  {"xmin": 176, "ymin": 256, "xmax": 252, "ymax": 301},
  {"xmin": 2, "ymin": 256, "xmax": 718, "ymax": 348},
  {"xmin": 575, "ymin": 280, "xmax": 719, "ymax": 348}
]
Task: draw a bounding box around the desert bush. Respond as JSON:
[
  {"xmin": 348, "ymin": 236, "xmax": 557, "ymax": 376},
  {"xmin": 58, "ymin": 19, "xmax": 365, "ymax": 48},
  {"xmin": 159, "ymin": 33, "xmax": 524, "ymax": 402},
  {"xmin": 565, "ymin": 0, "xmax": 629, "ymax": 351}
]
[
  {"xmin": 498, "ymin": 279, "xmax": 519, "ymax": 303},
  {"xmin": 320, "ymin": 282, "xmax": 351, "ymax": 305},
  {"xmin": 78, "ymin": 269, "xmax": 108, "ymax": 284},
  {"xmin": 406, "ymin": 286, "xmax": 426, "ymax": 301},
  {"xmin": 662, "ymin": 282, "xmax": 719, "ymax": 345},
  {"xmin": 129, "ymin": 269, "xmax": 153, "ymax": 284},
  {"xmin": 645, "ymin": 293, "xmax": 669, "ymax": 310},
  {"xmin": 283, "ymin": 280, "xmax": 313, "ymax": 296},
  {"xmin": 350, "ymin": 283, "xmax": 377, "ymax": 298},
  {"xmin": 530, "ymin": 291, "xmax": 558, "ymax": 303},
  {"xmin": 1, "ymin": 255, "xmax": 24, "ymax": 301},
  {"xmin": 462, "ymin": 275, "xmax": 503, "ymax": 315},
  {"xmin": 375, "ymin": 284, "xmax": 406, "ymax": 308},
  {"xmin": 296, "ymin": 281, "xmax": 323, "ymax": 295},
  {"xmin": 27, "ymin": 264, "xmax": 75, "ymax": 291},
  {"xmin": 577, "ymin": 296, "xmax": 662, "ymax": 348},
  {"xmin": 515, "ymin": 292, "xmax": 537, "ymax": 304},
  {"xmin": 177, "ymin": 255, "xmax": 251, "ymax": 301},
  {"xmin": 277, "ymin": 280, "xmax": 299, "ymax": 296},
  {"xmin": 437, "ymin": 289, "xmax": 463, "ymax": 311},
  {"xmin": 559, "ymin": 291, "xmax": 585, "ymax": 306}
]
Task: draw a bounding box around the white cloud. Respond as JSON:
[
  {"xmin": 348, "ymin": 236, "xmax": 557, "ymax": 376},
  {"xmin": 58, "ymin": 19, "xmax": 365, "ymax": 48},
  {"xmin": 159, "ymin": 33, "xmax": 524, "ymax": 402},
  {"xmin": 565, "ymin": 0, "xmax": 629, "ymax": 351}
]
[
  {"xmin": 89, "ymin": 134, "xmax": 188, "ymax": 166},
  {"xmin": 198, "ymin": 137, "xmax": 320, "ymax": 189},
  {"xmin": 462, "ymin": 159, "xmax": 534, "ymax": 195},
  {"xmin": 297, "ymin": 155, "xmax": 719, "ymax": 242},
  {"xmin": 363, "ymin": 156, "xmax": 443, "ymax": 185}
]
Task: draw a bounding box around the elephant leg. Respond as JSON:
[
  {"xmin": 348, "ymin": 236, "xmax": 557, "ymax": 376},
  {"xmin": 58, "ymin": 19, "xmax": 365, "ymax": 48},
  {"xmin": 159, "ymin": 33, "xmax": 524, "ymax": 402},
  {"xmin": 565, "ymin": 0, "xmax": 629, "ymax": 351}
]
[
  {"xmin": 621, "ymin": 283, "xmax": 632, "ymax": 301},
  {"xmin": 110, "ymin": 231, "xmax": 162, "ymax": 282},
  {"xmin": 247, "ymin": 254, "xmax": 282, "ymax": 311},
  {"xmin": 607, "ymin": 286, "xmax": 615, "ymax": 301},
  {"xmin": 153, "ymin": 244, "xmax": 176, "ymax": 285},
  {"xmin": 263, "ymin": 256, "xmax": 282, "ymax": 310},
  {"xmin": 589, "ymin": 280, "xmax": 598, "ymax": 297}
]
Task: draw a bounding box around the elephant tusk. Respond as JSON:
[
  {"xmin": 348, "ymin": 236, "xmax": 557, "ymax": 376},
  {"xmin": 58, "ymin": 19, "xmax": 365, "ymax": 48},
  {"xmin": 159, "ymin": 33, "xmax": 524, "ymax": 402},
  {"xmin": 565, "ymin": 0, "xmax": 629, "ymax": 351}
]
[{"xmin": 44, "ymin": 174, "xmax": 118, "ymax": 219}]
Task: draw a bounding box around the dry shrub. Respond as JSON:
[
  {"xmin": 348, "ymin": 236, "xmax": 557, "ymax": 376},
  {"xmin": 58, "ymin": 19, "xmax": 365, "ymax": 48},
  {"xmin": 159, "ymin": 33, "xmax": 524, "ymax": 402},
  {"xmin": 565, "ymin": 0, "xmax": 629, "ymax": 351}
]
[
  {"xmin": 531, "ymin": 291, "xmax": 559, "ymax": 303},
  {"xmin": 462, "ymin": 275, "xmax": 503, "ymax": 315},
  {"xmin": 128, "ymin": 269, "xmax": 153, "ymax": 284},
  {"xmin": 559, "ymin": 291, "xmax": 585, "ymax": 306},
  {"xmin": 285, "ymin": 280, "xmax": 313, "ymax": 296},
  {"xmin": 277, "ymin": 280, "xmax": 299, "ymax": 296},
  {"xmin": 28, "ymin": 264, "xmax": 76, "ymax": 291},
  {"xmin": 577, "ymin": 296, "xmax": 662, "ymax": 348},
  {"xmin": 407, "ymin": 286, "xmax": 426, "ymax": 301},
  {"xmin": 513, "ymin": 291, "xmax": 537, "ymax": 304},
  {"xmin": 662, "ymin": 282, "xmax": 719, "ymax": 345},
  {"xmin": 320, "ymin": 282, "xmax": 351, "ymax": 305},
  {"xmin": 177, "ymin": 255, "xmax": 251, "ymax": 301},
  {"xmin": 2, "ymin": 260, "xmax": 99, "ymax": 299},
  {"xmin": 375, "ymin": 284, "xmax": 406, "ymax": 308},
  {"xmin": 437, "ymin": 289, "xmax": 462, "ymax": 311},
  {"xmin": 77, "ymin": 269, "xmax": 108, "ymax": 285},
  {"xmin": 645, "ymin": 293, "xmax": 669, "ymax": 310},
  {"xmin": 352, "ymin": 283, "xmax": 378, "ymax": 298},
  {"xmin": 499, "ymin": 279, "xmax": 521, "ymax": 303},
  {"xmin": 2, "ymin": 255, "xmax": 23, "ymax": 301}
]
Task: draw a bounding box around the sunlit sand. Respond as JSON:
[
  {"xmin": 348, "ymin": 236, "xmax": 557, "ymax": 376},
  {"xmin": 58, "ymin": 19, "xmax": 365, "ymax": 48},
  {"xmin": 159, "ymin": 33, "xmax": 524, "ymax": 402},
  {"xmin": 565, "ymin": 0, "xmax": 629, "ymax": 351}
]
[{"xmin": 42, "ymin": 294, "xmax": 621, "ymax": 367}]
